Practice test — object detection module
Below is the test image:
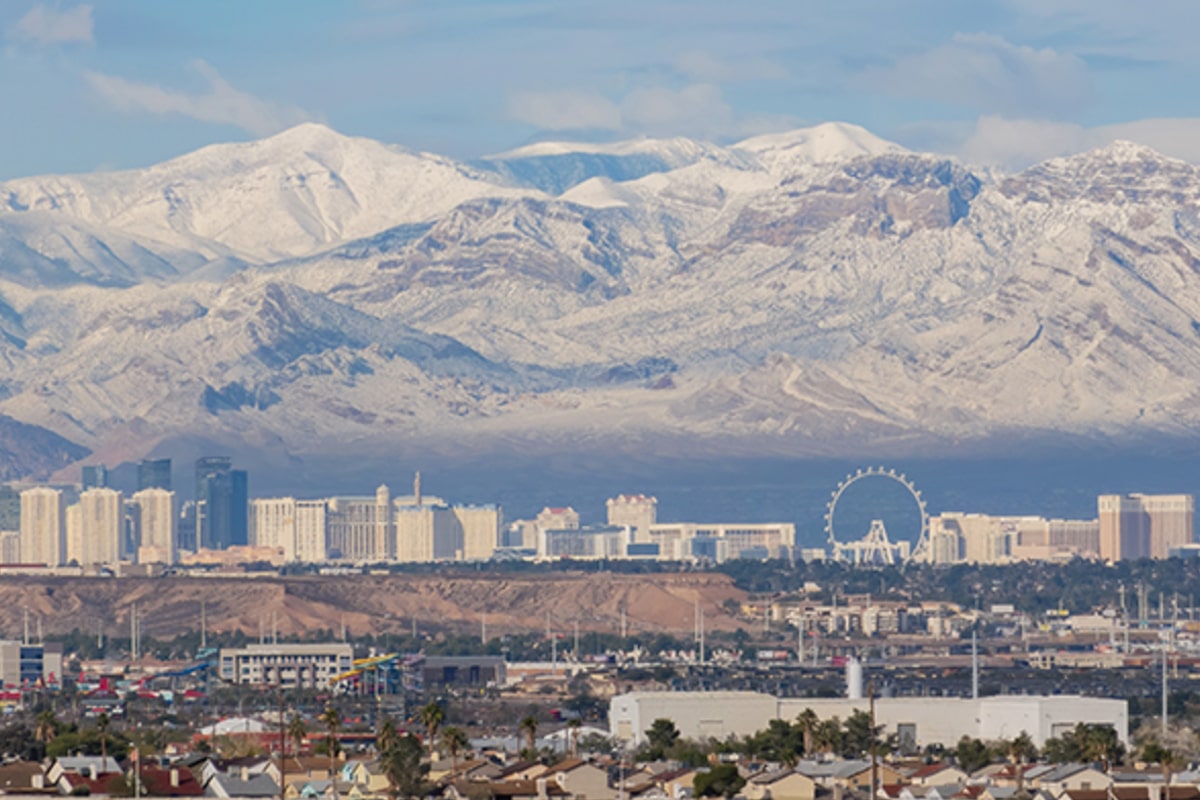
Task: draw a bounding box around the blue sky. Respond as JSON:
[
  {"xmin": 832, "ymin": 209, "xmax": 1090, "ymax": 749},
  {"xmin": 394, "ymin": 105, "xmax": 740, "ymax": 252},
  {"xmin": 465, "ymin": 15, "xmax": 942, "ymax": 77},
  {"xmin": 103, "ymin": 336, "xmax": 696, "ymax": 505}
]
[{"xmin": 2, "ymin": 0, "xmax": 1199, "ymax": 178}]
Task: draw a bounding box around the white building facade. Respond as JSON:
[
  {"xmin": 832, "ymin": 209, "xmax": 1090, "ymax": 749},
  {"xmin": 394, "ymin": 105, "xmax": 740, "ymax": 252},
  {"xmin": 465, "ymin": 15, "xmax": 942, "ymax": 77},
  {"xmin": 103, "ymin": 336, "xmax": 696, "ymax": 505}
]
[
  {"xmin": 611, "ymin": 691, "xmax": 1128, "ymax": 749},
  {"xmin": 19, "ymin": 487, "xmax": 65, "ymax": 567}
]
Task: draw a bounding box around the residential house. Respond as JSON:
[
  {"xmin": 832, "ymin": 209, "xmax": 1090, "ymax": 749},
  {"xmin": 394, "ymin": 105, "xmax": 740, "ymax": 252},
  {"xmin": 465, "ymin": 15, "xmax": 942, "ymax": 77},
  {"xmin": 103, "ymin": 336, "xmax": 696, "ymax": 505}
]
[
  {"xmin": 547, "ymin": 758, "xmax": 616, "ymax": 800},
  {"xmin": 909, "ymin": 765, "xmax": 968, "ymax": 787},
  {"xmin": 0, "ymin": 761, "xmax": 53, "ymax": 795},
  {"xmin": 205, "ymin": 771, "xmax": 279, "ymax": 798},
  {"xmin": 136, "ymin": 766, "xmax": 205, "ymax": 797},
  {"xmin": 1064, "ymin": 789, "xmax": 1200, "ymax": 800},
  {"xmin": 744, "ymin": 768, "xmax": 817, "ymax": 800},
  {"xmin": 1031, "ymin": 764, "xmax": 1111, "ymax": 798}
]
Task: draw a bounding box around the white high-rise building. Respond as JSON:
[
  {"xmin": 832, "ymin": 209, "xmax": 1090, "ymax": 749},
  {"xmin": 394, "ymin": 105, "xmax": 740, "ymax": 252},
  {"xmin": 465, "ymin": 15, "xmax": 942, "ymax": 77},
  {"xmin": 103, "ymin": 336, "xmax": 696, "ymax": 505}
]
[
  {"xmin": 295, "ymin": 500, "xmax": 328, "ymax": 563},
  {"xmin": 327, "ymin": 485, "xmax": 392, "ymax": 561},
  {"xmin": 456, "ymin": 505, "xmax": 501, "ymax": 561},
  {"xmin": 19, "ymin": 487, "xmax": 66, "ymax": 567},
  {"xmin": 607, "ymin": 495, "xmax": 657, "ymax": 543},
  {"xmin": 132, "ymin": 488, "xmax": 177, "ymax": 564},
  {"xmin": 394, "ymin": 503, "xmax": 459, "ymax": 562},
  {"xmin": 79, "ymin": 488, "xmax": 123, "ymax": 565},
  {"xmin": 250, "ymin": 497, "xmax": 327, "ymax": 562}
]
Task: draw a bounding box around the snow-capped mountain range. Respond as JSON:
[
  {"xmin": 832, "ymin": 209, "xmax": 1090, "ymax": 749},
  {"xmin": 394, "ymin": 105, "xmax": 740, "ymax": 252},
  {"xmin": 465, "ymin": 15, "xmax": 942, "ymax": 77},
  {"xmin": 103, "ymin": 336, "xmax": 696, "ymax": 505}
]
[{"xmin": 1, "ymin": 121, "xmax": 1198, "ymax": 479}]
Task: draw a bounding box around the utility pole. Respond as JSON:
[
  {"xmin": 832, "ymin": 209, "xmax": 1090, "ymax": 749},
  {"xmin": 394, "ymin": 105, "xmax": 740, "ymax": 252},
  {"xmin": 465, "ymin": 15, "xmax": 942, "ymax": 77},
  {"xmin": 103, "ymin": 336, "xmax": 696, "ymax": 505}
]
[
  {"xmin": 200, "ymin": 601, "xmax": 207, "ymax": 650},
  {"xmin": 1162, "ymin": 643, "xmax": 1169, "ymax": 739},
  {"xmin": 481, "ymin": 613, "xmax": 487, "ymax": 645},
  {"xmin": 278, "ymin": 675, "xmax": 286, "ymax": 800},
  {"xmin": 869, "ymin": 679, "xmax": 879, "ymax": 800}
]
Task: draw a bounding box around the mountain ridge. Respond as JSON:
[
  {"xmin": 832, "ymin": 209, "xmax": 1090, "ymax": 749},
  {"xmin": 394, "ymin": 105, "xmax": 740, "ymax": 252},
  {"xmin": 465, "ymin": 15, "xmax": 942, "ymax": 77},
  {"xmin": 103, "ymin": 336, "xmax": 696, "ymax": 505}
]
[{"xmin": 0, "ymin": 123, "xmax": 1198, "ymax": 479}]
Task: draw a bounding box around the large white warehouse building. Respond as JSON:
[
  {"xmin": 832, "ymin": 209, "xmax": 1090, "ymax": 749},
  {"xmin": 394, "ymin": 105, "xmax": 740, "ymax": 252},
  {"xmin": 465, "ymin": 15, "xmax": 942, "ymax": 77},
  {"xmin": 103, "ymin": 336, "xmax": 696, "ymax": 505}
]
[{"xmin": 610, "ymin": 692, "xmax": 1127, "ymax": 749}]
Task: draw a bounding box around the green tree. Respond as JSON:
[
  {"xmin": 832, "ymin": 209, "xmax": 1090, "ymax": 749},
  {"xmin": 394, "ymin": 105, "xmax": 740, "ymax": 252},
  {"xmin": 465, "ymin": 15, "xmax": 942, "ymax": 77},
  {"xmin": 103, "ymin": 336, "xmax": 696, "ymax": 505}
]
[
  {"xmin": 644, "ymin": 718, "xmax": 681, "ymax": 760},
  {"xmin": 1142, "ymin": 743, "xmax": 1177, "ymax": 800},
  {"xmin": 439, "ymin": 726, "xmax": 469, "ymax": 774},
  {"xmin": 519, "ymin": 715, "xmax": 539, "ymax": 756},
  {"xmin": 419, "ymin": 703, "xmax": 445, "ymax": 756},
  {"xmin": 34, "ymin": 711, "xmax": 58, "ymax": 752},
  {"xmin": 694, "ymin": 764, "xmax": 746, "ymax": 799},
  {"xmin": 288, "ymin": 714, "xmax": 307, "ymax": 757},
  {"xmin": 96, "ymin": 713, "xmax": 110, "ymax": 770},
  {"xmin": 380, "ymin": 735, "xmax": 430, "ymax": 800},
  {"xmin": 796, "ymin": 708, "xmax": 819, "ymax": 756},
  {"xmin": 814, "ymin": 717, "xmax": 843, "ymax": 755},
  {"xmin": 954, "ymin": 736, "xmax": 992, "ymax": 773},
  {"xmin": 376, "ymin": 717, "xmax": 398, "ymax": 757},
  {"xmin": 843, "ymin": 709, "xmax": 881, "ymax": 758},
  {"xmin": 320, "ymin": 706, "xmax": 341, "ymax": 776}
]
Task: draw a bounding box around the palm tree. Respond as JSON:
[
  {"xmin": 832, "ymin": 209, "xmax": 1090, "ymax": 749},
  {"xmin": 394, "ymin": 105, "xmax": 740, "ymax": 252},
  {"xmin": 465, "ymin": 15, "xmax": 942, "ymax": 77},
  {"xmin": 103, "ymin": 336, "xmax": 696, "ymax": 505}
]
[
  {"xmin": 796, "ymin": 709, "xmax": 819, "ymax": 756},
  {"xmin": 1005, "ymin": 731, "xmax": 1037, "ymax": 794},
  {"xmin": 377, "ymin": 717, "xmax": 398, "ymax": 756},
  {"xmin": 439, "ymin": 726, "xmax": 469, "ymax": 775},
  {"xmin": 1143, "ymin": 744, "xmax": 1176, "ymax": 800},
  {"xmin": 288, "ymin": 714, "xmax": 307, "ymax": 759},
  {"xmin": 320, "ymin": 706, "xmax": 341, "ymax": 778},
  {"xmin": 519, "ymin": 715, "xmax": 539, "ymax": 755},
  {"xmin": 418, "ymin": 703, "xmax": 444, "ymax": 756},
  {"xmin": 567, "ymin": 718, "xmax": 582, "ymax": 757},
  {"xmin": 96, "ymin": 712, "xmax": 110, "ymax": 771},
  {"xmin": 34, "ymin": 710, "xmax": 58, "ymax": 753}
]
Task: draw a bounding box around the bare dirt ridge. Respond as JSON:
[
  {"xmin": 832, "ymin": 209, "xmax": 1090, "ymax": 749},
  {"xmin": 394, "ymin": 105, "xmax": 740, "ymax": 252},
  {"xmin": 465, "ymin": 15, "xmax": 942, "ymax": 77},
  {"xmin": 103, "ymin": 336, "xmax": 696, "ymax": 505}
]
[{"xmin": 0, "ymin": 572, "xmax": 748, "ymax": 639}]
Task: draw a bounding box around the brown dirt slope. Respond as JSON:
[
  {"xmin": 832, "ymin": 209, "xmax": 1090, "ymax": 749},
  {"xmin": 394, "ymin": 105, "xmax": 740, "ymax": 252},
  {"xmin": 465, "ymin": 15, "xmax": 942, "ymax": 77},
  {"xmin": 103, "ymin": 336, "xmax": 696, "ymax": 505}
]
[{"xmin": 0, "ymin": 572, "xmax": 748, "ymax": 638}]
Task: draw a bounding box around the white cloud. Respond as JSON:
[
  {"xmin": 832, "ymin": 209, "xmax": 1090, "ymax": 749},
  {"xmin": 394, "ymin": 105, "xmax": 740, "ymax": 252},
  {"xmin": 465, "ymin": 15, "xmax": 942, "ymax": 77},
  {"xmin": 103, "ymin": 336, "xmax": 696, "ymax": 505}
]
[
  {"xmin": 621, "ymin": 83, "xmax": 733, "ymax": 138},
  {"xmin": 957, "ymin": 116, "xmax": 1200, "ymax": 170},
  {"xmin": 509, "ymin": 82, "xmax": 796, "ymax": 142},
  {"xmin": 10, "ymin": 3, "xmax": 92, "ymax": 45},
  {"xmin": 869, "ymin": 33, "xmax": 1092, "ymax": 118},
  {"xmin": 507, "ymin": 90, "xmax": 622, "ymax": 132},
  {"xmin": 85, "ymin": 60, "xmax": 312, "ymax": 136},
  {"xmin": 672, "ymin": 50, "xmax": 787, "ymax": 83}
]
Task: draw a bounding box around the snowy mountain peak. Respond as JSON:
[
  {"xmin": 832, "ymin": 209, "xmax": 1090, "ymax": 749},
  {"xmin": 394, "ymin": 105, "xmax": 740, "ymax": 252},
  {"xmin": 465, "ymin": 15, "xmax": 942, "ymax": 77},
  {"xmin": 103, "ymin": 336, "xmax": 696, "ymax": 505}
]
[{"xmin": 733, "ymin": 122, "xmax": 907, "ymax": 173}]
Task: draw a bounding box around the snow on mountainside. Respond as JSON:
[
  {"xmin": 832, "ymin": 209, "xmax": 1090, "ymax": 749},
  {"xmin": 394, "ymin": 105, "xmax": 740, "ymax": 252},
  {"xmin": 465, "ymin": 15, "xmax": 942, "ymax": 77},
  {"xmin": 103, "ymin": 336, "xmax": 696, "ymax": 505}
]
[
  {"xmin": 0, "ymin": 123, "xmax": 537, "ymax": 266},
  {"xmin": 1, "ymin": 123, "xmax": 1200, "ymax": 475}
]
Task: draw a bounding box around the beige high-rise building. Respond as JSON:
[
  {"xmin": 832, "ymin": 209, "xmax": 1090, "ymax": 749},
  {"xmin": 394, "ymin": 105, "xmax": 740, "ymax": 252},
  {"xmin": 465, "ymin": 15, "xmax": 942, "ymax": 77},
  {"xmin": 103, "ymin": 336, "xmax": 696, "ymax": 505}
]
[
  {"xmin": 132, "ymin": 488, "xmax": 177, "ymax": 564},
  {"xmin": 607, "ymin": 495, "xmax": 657, "ymax": 543},
  {"xmin": 79, "ymin": 488, "xmax": 123, "ymax": 565},
  {"xmin": 250, "ymin": 497, "xmax": 297, "ymax": 560},
  {"xmin": 1099, "ymin": 494, "xmax": 1193, "ymax": 560},
  {"xmin": 455, "ymin": 505, "xmax": 501, "ymax": 561},
  {"xmin": 19, "ymin": 487, "xmax": 66, "ymax": 567},
  {"xmin": 65, "ymin": 503, "xmax": 82, "ymax": 565},
  {"xmin": 394, "ymin": 503, "xmax": 458, "ymax": 562},
  {"xmin": 327, "ymin": 485, "xmax": 393, "ymax": 561},
  {"xmin": 251, "ymin": 497, "xmax": 329, "ymax": 562},
  {"xmin": 536, "ymin": 507, "xmax": 579, "ymax": 531},
  {"xmin": 0, "ymin": 531, "xmax": 18, "ymax": 563},
  {"xmin": 295, "ymin": 500, "xmax": 328, "ymax": 563}
]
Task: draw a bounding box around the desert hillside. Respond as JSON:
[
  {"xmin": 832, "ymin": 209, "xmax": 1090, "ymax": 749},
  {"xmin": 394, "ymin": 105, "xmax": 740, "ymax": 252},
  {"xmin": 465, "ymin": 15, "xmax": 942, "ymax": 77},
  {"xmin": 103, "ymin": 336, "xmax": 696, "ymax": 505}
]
[{"xmin": 0, "ymin": 571, "xmax": 748, "ymax": 640}]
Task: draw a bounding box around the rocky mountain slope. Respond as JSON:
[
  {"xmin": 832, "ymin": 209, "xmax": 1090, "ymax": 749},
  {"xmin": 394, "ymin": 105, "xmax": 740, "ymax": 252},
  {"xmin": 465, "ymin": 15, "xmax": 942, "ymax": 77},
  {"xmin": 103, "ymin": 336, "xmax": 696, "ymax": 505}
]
[
  {"xmin": 0, "ymin": 122, "xmax": 1198, "ymax": 477},
  {"xmin": 0, "ymin": 572, "xmax": 745, "ymax": 638}
]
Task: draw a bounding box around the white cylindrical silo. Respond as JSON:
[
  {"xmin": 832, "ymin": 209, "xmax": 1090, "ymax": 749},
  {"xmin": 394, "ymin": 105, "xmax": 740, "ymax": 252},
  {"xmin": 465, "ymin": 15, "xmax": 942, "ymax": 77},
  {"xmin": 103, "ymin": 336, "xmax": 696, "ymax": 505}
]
[{"xmin": 846, "ymin": 657, "xmax": 864, "ymax": 699}]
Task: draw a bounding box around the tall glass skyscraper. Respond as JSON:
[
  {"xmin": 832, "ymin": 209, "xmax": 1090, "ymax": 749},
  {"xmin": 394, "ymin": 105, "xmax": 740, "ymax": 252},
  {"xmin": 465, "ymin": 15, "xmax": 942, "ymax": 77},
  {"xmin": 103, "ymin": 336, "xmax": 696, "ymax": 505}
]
[
  {"xmin": 137, "ymin": 458, "xmax": 172, "ymax": 491},
  {"xmin": 81, "ymin": 464, "xmax": 107, "ymax": 490},
  {"xmin": 195, "ymin": 457, "xmax": 248, "ymax": 550}
]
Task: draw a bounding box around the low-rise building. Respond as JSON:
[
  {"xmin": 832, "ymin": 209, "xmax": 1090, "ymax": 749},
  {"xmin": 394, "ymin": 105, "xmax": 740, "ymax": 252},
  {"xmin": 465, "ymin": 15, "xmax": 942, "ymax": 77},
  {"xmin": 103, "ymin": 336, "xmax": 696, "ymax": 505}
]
[{"xmin": 218, "ymin": 643, "xmax": 353, "ymax": 688}]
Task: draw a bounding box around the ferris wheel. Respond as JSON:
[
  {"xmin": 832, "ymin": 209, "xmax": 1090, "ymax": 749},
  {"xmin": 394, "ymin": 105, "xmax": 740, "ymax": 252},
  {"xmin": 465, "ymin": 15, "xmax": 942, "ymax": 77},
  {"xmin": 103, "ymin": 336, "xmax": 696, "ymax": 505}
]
[{"xmin": 824, "ymin": 466, "xmax": 929, "ymax": 564}]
